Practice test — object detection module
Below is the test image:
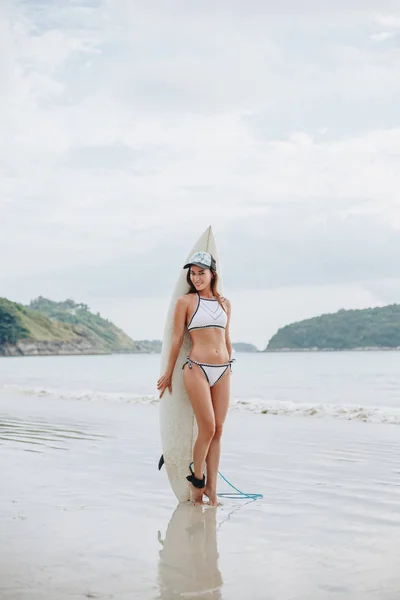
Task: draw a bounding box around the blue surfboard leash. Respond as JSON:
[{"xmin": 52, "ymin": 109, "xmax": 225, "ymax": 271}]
[
  {"xmin": 217, "ymin": 470, "xmax": 263, "ymax": 500},
  {"xmin": 189, "ymin": 461, "xmax": 263, "ymax": 500}
]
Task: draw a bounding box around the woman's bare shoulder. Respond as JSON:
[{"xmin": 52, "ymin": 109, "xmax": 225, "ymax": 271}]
[
  {"xmin": 221, "ymin": 296, "xmax": 230, "ymax": 306},
  {"xmin": 176, "ymin": 294, "xmax": 195, "ymax": 307}
]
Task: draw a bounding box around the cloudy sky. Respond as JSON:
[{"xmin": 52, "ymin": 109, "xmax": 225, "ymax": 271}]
[{"xmin": 1, "ymin": 0, "xmax": 400, "ymax": 349}]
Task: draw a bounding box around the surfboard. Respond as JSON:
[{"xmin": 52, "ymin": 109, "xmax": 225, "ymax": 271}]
[{"xmin": 159, "ymin": 226, "xmax": 223, "ymax": 502}]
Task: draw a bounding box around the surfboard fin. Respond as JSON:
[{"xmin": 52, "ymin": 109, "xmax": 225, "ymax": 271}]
[{"xmin": 158, "ymin": 454, "xmax": 164, "ymax": 470}]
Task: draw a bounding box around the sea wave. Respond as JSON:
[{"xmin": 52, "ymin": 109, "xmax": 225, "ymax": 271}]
[
  {"xmin": 4, "ymin": 384, "xmax": 400, "ymax": 425},
  {"xmin": 3, "ymin": 384, "xmax": 159, "ymax": 405},
  {"xmin": 231, "ymin": 399, "xmax": 400, "ymax": 425}
]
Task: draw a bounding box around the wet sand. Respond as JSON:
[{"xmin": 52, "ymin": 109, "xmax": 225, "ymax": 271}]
[{"xmin": 1, "ymin": 391, "xmax": 400, "ymax": 600}]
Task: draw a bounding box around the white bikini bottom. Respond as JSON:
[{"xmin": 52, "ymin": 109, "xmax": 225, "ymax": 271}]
[{"xmin": 183, "ymin": 357, "xmax": 235, "ymax": 388}]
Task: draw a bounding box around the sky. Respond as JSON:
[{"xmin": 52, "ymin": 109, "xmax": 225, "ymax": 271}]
[{"xmin": 1, "ymin": 0, "xmax": 400, "ymax": 349}]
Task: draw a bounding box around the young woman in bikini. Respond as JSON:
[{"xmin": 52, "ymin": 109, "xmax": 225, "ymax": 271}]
[{"xmin": 157, "ymin": 251, "xmax": 233, "ymax": 506}]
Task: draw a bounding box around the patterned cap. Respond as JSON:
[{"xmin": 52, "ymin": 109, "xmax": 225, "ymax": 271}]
[{"xmin": 183, "ymin": 251, "xmax": 216, "ymax": 270}]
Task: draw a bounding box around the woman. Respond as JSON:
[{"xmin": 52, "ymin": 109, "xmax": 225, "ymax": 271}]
[{"xmin": 157, "ymin": 251, "xmax": 233, "ymax": 506}]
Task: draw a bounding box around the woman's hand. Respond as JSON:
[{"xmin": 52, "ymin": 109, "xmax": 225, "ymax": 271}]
[{"xmin": 157, "ymin": 372, "xmax": 172, "ymax": 398}]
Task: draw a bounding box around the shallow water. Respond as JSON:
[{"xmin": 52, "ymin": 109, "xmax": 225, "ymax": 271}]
[{"xmin": 0, "ymin": 390, "xmax": 399, "ymax": 600}]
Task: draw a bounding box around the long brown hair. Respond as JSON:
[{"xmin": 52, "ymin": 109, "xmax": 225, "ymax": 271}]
[{"xmin": 186, "ymin": 268, "xmax": 226, "ymax": 312}]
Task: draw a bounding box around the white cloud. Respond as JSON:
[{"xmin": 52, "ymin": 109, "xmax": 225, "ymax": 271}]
[
  {"xmin": 370, "ymin": 13, "xmax": 400, "ymax": 44},
  {"xmin": 109, "ymin": 1, "xmax": 400, "ymax": 20},
  {"xmin": 370, "ymin": 31, "xmax": 397, "ymax": 42},
  {"xmin": 373, "ymin": 13, "xmax": 400, "ymax": 29}
]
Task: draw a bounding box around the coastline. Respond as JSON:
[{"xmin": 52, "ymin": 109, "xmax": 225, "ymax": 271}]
[
  {"xmin": 265, "ymin": 346, "xmax": 400, "ymax": 352},
  {"xmin": 0, "ymin": 341, "xmax": 162, "ymax": 357},
  {"xmin": 2, "ymin": 345, "xmax": 400, "ymax": 357}
]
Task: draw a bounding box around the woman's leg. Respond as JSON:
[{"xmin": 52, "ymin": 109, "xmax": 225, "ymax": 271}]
[
  {"xmin": 184, "ymin": 364, "xmax": 215, "ymax": 504},
  {"xmin": 205, "ymin": 368, "xmax": 230, "ymax": 506}
]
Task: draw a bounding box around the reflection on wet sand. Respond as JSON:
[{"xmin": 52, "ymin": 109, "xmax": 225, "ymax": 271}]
[
  {"xmin": 0, "ymin": 416, "xmax": 107, "ymax": 452},
  {"xmin": 158, "ymin": 503, "xmax": 223, "ymax": 600}
]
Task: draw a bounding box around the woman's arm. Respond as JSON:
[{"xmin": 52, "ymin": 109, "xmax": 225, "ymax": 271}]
[
  {"xmin": 157, "ymin": 296, "xmax": 188, "ymax": 398},
  {"xmin": 224, "ymin": 298, "xmax": 232, "ymax": 359},
  {"xmin": 165, "ymin": 296, "xmax": 187, "ymax": 375}
]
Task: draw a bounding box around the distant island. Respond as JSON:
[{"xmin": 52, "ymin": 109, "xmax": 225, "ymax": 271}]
[
  {"xmin": 232, "ymin": 342, "xmax": 259, "ymax": 353},
  {"xmin": 265, "ymin": 304, "xmax": 400, "ymax": 351},
  {"xmin": 0, "ymin": 296, "xmax": 161, "ymax": 356}
]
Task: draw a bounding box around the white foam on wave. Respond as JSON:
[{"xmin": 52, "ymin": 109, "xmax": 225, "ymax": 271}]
[
  {"xmin": 4, "ymin": 384, "xmax": 400, "ymax": 425},
  {"xmin": 231, "ymin": 398, "xmax": 400, "ymax": 425},
  {"xmin": 3, "ymin": 384, "xmax": 159, "ymax": 406}
]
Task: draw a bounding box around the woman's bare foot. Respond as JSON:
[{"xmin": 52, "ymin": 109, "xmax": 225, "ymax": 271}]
[
  {"xmin": 190, "ymin": 484, "xmax": 205, "ymax": 505},
  {"xmin": 204, "ymin": 487, "xmax": 218, "ymax": 506}
]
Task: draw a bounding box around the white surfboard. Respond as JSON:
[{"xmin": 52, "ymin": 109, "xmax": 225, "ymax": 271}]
[{"xmin": 159, "ymin": 226, "xmax": 223, "ymax": 502}]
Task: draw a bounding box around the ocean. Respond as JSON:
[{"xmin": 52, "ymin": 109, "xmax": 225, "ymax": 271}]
[{"xmin": 1, "ymin": 351, "xmax": 399, "ymax": 425}]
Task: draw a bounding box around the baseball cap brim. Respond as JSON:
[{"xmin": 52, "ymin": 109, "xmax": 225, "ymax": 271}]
[{"xmin": 183, "ymin": 261, "xmax": 211, "ymax": 269}]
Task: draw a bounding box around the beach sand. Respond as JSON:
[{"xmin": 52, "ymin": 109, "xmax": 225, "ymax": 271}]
[{"xmin": 1, "ymin": 391, "xmax": 399, "ymax": 600}]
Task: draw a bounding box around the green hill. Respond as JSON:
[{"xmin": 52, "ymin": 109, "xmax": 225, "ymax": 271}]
[
  {"xmin": 232, "ymin": 342, "xmax": 259, "ymax": 353},
  {"xmin": 28, "ymin": 297, "xmax": 137, "ymax": 352},
  {"xmin": 0, "ymin": 296, "xmax": 138, "ymax": 356},
  {"xmin": 265, "ymin": 304, "xmax": 400, "ymax": 351}
]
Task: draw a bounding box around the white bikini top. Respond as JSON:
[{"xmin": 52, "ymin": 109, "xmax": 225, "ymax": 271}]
[{"xmin": 187, "ymin": 293, "xmax": 227, "ymax": 332}]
